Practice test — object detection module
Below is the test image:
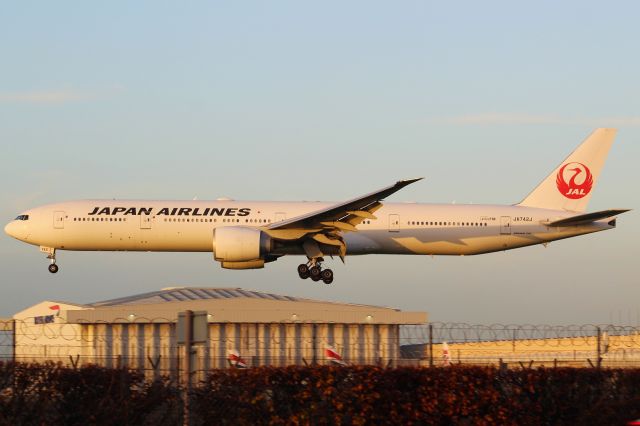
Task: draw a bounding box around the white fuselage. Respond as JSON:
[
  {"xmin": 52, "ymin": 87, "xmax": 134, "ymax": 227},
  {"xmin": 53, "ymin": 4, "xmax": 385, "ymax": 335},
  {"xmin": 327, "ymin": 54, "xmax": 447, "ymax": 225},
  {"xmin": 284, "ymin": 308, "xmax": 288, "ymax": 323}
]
[{"xmin": 5, "ymin": 200, "xmax": 612, "ymax": 256}]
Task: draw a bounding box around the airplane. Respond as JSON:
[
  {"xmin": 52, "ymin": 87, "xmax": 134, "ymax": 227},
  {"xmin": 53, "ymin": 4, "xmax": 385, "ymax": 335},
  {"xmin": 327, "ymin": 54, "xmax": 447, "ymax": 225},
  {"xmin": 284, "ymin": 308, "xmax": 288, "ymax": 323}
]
[{"xmin": 4, "ymin": 128, "xmax": 629, "ymax": 284}]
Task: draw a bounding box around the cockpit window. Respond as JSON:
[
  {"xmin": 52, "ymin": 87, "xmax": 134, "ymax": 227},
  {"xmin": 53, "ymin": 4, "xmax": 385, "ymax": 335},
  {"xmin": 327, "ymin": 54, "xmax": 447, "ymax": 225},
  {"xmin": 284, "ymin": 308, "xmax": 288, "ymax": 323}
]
[{"xmin": 15, "ymin": 215, "xmax": 29, "ymax": 221}]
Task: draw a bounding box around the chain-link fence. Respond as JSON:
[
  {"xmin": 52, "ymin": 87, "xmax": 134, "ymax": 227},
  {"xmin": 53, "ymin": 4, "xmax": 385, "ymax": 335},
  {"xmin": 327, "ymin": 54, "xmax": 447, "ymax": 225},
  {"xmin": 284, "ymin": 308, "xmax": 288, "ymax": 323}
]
[
  {"xmin": 402, "ymin": 322, "xmax": 640, "ymax": 368},
  {"xmin": 2, "ymin": 318, "xmax": 640, "ymax": 374}
]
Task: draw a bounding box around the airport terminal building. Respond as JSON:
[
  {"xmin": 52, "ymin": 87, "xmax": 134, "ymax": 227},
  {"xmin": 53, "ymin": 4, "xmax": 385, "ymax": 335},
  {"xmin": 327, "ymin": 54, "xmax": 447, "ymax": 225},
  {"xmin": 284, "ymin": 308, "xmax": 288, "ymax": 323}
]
[{"xmin": 9, "ymin": 287, "xmax": 427, "ymax": 377}]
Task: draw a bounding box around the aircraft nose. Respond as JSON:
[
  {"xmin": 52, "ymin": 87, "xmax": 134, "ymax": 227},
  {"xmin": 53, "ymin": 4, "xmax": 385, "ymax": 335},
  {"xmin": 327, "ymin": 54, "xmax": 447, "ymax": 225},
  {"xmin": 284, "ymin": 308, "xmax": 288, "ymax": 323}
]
[{"xmin": 4, "ymin": 221, "xmax": 17, "ymax": 238}]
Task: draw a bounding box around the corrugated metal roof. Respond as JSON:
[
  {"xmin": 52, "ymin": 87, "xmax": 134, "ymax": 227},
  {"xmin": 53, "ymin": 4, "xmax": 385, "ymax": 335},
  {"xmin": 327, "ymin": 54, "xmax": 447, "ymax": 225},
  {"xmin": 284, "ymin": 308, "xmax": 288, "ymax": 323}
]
[{"xmin": 89, "ymin": 287, "xmax": 306, "ymax": 307}]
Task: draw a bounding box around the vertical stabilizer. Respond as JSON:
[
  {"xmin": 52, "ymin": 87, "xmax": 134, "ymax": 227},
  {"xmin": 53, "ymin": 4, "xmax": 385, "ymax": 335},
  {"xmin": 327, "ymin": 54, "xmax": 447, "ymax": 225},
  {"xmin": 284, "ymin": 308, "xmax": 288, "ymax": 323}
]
[{"xmin": 518, "ymin": 128, "xmax": 616, "ymax": 212}]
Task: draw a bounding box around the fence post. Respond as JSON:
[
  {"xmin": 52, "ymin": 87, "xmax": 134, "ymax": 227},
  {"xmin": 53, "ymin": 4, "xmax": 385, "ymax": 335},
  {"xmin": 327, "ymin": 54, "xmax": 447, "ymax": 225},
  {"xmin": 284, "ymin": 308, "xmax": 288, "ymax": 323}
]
[
  {"xmin": 183, "ymin": 310, "xmax": 193, "ymax": 426},
  {"xmin": 12, "ymin": 319, "xmax": 16, "ymax": 363},
  {"xmin": 428, "ymin": 324, "xmax": 434, "ymax": 367},
  {"xmin": 596, "ymin": 326, "xmax": 602, "ymax": 369},
  {"xmin": 312, "ymin": 323, "xmax": 317, "ymax": 366}
]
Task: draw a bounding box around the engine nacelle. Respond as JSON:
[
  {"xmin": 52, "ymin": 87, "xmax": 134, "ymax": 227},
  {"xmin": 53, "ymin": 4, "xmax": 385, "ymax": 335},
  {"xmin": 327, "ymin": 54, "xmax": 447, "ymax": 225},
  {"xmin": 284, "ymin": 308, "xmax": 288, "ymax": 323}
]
[
  {"xmin": 212, "ymin": 227, "xmax": 271, "ymax": 265},
  {"xmin": 221, "ymin": 260, "xmax": 265, "ymax": 270}
]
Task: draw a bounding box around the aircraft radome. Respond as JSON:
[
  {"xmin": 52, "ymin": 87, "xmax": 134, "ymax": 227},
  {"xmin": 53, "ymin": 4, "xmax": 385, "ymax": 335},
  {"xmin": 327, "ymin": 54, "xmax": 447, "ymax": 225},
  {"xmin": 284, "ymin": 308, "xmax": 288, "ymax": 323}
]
[{"xmin": 5, "ymin": 129, "xmax": 629, "ymax": 284}]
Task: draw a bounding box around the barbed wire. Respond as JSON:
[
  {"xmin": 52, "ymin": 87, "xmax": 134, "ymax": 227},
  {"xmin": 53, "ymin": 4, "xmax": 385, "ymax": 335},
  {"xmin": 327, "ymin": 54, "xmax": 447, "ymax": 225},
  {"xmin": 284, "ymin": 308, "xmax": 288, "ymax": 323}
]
[
  {"xmin": 401, "ymin": 322, "xmax": 640, "ymax": 347},
  {"xmin": 1, "ymin": 318, "xmax": 639, "ymax": 349}
]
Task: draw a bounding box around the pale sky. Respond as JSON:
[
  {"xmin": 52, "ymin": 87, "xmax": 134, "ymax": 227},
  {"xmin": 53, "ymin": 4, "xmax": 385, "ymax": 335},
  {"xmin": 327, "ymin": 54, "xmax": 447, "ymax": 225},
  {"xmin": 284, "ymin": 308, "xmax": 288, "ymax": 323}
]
[{"xmin": 1, "ymin": 1, "xmax": 638, "ymax": 324}]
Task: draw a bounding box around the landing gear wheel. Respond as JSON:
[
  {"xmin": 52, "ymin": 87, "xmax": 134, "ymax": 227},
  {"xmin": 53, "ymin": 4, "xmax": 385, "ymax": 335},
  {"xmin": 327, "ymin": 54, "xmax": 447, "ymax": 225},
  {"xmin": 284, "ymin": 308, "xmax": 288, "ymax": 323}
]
[
  {"xmin": 309, "ymin": 265, "xmax": 321, "ymax": 279},
  {"xmin": 321, "ymin": 269, "xmax": 333, "ymax": 284},
  {"xmin": 44, "ymin": 249, "xmax": 58, "ymax": 274},
  {"xmin": 297, "ymin": 264, "xmax": 310, "ymax": 279}
]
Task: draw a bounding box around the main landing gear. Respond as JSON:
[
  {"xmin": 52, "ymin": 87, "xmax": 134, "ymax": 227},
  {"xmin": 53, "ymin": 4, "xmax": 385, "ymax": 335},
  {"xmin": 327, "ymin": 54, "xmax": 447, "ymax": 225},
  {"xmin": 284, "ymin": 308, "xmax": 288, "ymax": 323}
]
[{"xmin": 297, "ymin": 258, "xmax": 333, "ymax": 284}]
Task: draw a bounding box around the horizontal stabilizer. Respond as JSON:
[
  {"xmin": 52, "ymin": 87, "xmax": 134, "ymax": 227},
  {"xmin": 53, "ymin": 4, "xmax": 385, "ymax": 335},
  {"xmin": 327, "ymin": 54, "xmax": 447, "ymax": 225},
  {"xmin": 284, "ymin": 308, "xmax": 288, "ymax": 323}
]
[{"xmin": 546, "ymin": 209, "xmax": 630, "ymax": 227}]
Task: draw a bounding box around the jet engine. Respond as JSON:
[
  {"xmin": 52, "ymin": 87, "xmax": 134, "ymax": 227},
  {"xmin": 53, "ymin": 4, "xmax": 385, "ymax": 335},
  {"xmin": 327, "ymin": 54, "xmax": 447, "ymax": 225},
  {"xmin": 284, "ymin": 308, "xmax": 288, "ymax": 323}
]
[{"xmin": 212, "ymin": 227, "xmax": 272, "ymax": 269}]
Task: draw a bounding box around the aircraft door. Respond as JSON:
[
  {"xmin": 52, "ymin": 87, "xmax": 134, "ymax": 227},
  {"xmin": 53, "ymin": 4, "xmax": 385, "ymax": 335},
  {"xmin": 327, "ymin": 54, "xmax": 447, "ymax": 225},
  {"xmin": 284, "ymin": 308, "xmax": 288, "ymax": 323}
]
[
  {"xmin": 140, "ymin": 215, "xmax": 152, "ymax": 229},
  {"xmin": 275, "ymin": 212, "xmax": 286, "ymax": 223},
  {"xmin": 53, "ymin": 211, "xmax": 65, "ymax": 229},
  {"xmin": 500, "ymin": 216, "xmax": 511, "ymax": 235},
  {"xmin": 388, "ymin": 214, "xmax": 400, "ymax": 232}
]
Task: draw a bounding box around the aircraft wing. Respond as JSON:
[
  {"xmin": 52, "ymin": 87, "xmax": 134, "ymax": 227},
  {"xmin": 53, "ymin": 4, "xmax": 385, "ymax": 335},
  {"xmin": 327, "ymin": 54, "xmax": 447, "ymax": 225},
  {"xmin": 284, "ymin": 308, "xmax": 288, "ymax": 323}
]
[
  {"xmin": 546, "ymin": 209, "xmax": 631, "ymax": 227},
  {"xmin": 263, "ymin": 178, "xmax": 423, "ymax": 259},
  {"xmin": 268, "ymin": 178, "xmax": 422, "ymax": 232}
]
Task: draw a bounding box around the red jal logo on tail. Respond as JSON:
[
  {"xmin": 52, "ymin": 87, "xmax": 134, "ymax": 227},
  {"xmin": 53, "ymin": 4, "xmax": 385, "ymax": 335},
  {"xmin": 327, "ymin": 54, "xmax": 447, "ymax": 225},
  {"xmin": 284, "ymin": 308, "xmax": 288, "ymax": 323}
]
[{"xmin": 556, "ymin": 162, "xmax": 593, "ymax": 199}]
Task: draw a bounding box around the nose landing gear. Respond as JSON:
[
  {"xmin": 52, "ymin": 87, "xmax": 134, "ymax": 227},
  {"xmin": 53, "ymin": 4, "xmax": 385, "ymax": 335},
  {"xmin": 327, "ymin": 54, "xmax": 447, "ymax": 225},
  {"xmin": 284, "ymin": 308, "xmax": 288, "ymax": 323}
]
[
  {"xmin": 42, "ymin": 247, "xmax": 59, "ymax": 274},
  {"xmin": 297, "ymin": 258, "xmax": 333, "ymax": 284}
]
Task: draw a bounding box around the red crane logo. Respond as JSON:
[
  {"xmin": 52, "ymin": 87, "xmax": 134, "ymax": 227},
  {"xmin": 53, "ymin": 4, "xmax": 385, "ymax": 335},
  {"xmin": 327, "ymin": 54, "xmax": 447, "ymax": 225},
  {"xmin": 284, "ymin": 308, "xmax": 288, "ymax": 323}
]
[{"xmin": 556, "ymin": 162, "xmax": 593, "ymax": 199}]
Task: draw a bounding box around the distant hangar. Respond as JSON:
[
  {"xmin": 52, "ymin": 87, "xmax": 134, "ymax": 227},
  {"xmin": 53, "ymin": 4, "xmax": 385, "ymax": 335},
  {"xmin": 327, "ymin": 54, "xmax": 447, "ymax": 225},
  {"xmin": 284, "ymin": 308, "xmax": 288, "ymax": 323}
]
[{"xmin": 10, "ymin": 287, "xmax": 427, "ymax": 376}]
